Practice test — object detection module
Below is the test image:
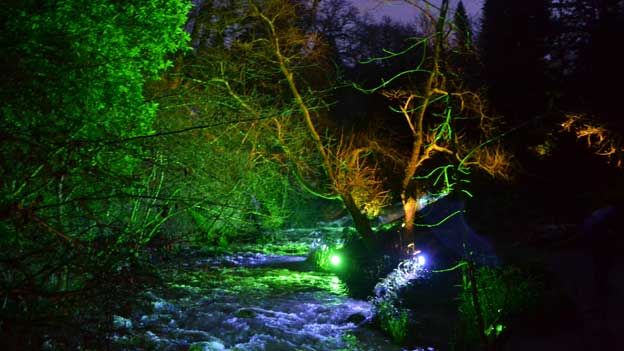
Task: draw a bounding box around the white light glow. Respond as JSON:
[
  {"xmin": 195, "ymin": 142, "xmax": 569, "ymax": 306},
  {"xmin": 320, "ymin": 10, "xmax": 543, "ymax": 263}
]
[
  {"xmin": 330, "ymin": 254, "xmax": 341, "ymax": 266},
  {"xmin": 416, "ymin": 254, "xmax": 426, "ymax": 266},
  {"xmin": 373, "ymin": 253, "xmax": 429, "ymax": 299}
]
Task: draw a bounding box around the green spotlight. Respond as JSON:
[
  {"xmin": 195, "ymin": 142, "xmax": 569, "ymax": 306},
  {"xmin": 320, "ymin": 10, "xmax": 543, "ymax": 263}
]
[{"xmin": 330, "ymin": 254, "xmax": 341, "ymax": 267}]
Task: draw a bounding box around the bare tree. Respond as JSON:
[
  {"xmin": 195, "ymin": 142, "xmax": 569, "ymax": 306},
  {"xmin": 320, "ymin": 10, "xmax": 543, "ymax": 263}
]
[
  {"xmin": 359, "ymin": 0, "xmax": 512, "ymax": 249},
  {"xmin": 250, "ymin": 0, "xmax": 381, "ymax": 247}
]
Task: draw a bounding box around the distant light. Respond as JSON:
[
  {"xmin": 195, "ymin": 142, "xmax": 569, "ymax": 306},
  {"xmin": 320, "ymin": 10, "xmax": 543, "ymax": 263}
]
[
  {"xmin": 330, "ymin": 254, "xmax": 341, "ymax": 266},
  {"xmin": 418, "ymin": 195, "xmax": 430, "ymax": 209},
  {"xmin": 416, "ymin": 254, "xmax": 426, "ymax": 266}
]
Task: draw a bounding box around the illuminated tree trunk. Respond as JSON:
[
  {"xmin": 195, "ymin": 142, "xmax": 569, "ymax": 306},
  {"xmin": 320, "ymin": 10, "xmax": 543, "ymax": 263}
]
[
  {"xmin": 401, "ymin": 144, "xmax": 424, "ymax": 246},
  {"xmin": 401, "ymin": 194, "xmax": 418, "ymax": 244},
  {"xmin": 343, "ymin": 192, "xmax": 375, "ymax": 244},
  {"xmin": 399, "ymin": 0, "xmax": 449, "ymax": 251}
]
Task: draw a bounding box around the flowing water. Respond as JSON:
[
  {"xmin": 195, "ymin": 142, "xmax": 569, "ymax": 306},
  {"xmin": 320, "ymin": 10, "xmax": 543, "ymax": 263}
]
[{"xmin": 112, "ymin": 253, "xmax": 410, "ymax": 351}]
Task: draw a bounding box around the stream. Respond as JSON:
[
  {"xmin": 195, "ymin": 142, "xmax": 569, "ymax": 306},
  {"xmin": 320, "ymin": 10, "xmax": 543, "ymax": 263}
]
[{"xmin": 112, "ymin": 252, "xmax": 414, "ymax": 351}]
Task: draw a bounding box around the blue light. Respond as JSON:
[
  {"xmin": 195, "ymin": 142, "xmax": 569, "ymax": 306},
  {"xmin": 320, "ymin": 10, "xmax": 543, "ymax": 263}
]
[
  {"xmin": 412, "ymin": 249, "xmax": 426, "ymax": 267},
  {"xmin": 416, "ymin": 254, "xmax": 426, "ymax": 266}
]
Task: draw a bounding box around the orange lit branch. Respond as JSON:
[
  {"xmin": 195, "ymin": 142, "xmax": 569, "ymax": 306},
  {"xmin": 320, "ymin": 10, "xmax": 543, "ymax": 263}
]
[{"xmin": 561, "ymin": 113, "xmax": 623, "ymax": 167}]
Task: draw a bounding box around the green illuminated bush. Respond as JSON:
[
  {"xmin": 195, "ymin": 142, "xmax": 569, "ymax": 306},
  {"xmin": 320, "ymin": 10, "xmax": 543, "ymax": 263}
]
[
  {"xmin": 458, "ymin": 265, "xmax": 540, "ymax": 347},
  {"xmin": 376, "ymin": 300, "xmax": 410, "ymax": 344},
  {"xmin": 1, "ymin": 0, "xmax": 190, "ymax": 347}
]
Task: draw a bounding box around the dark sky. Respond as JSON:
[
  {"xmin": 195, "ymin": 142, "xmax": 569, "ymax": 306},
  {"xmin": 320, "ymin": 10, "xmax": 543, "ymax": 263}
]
[{"xmin": 351, "ymin": 0, "xmax": 483, "ymax": 23}]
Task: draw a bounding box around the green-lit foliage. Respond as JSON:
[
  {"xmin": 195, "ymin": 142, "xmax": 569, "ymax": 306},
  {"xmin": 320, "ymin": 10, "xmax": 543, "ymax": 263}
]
[
  {"xmin": 168, "ymin": 267, "xmax": 347, "ymax": 297},
  {"xmin": 3, "ymin": 0, "xmax": 189, "ymax": 140},
  {"xmin": 1, "ymin": 0, "xmax": 190, "ymax": 347},
  {"xmin": 150, "ymin": 78, "xmax": 308, "ymax": 247},
  {"xmin": 458, "ymin": 266, "xmax": 540, "ymax": 347},
  {"xmin": 376, "ymin": 300, "xmax": 410, "ymax": 344},
  {"xmin": 169, "ymin": 0, "xmax": 386, "ymax": 244},
  {"xmin": 143, "ymin": 0, "xmax": 329, "ymax": 248},
  {"xmin": 341, "ymin": 333, "xmax": 365, "ymax": 351}
]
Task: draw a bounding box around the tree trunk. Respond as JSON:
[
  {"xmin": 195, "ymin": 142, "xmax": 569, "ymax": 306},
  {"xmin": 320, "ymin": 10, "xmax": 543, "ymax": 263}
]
[
  {"xmin": 342, "ymin": 192, "xmax": 375, "ymax": 250},
  {"xmin": 399, "ymin": 0, "xmax": 449, "ymax": 252},
  {"xmin": 401, "ymin": 195, "xmax": 417, "ymax": 247}
]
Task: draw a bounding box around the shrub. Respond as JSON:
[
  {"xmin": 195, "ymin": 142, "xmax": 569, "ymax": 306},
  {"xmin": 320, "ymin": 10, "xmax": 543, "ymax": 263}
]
[
  {"xmin": 458, "ymin": 265, "xmax": 540, "ymax": 347},
  {"xmin": 376, "ymin": 300, "xmax": 410, "ymax": 344}
]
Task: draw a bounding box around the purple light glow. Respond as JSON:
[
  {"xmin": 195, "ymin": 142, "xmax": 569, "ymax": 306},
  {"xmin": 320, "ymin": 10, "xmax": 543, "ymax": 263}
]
[{"xmin": 351, "ymin": 0, "xmax": 483, "ymax": 23}]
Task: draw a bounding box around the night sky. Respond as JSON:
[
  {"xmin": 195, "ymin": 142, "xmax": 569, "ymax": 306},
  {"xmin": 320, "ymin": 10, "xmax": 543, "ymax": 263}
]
[{"xmin": 351, "ymin": 0, "xmax": 483, "ymax": 23}]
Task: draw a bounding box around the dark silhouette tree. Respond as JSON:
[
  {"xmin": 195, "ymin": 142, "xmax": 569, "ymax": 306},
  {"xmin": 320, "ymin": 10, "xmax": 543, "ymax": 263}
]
[
  {"xmin": 453, "ymin": 1, "xmax": 472, "ymax": 52},
  {"xmin": 551, "ymin": 0, "xmax": 624, "ymax": 165},
  {"xmin": 480, "ymin": 0, "xmax": 551, "ymax": 123},
  {"xmin": 449, "ymin": 0, "xmax": 480, "ymax": 91}
]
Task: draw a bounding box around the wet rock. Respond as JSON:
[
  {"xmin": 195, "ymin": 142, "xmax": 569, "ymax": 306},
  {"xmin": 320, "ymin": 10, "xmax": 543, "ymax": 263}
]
[
  {"xmin": 112, "ymin": 315, "xmax": 133, "ymax": 330},
  {"xmin": 318, "ymin": 215, "xmax": 352, "ymax": 227},
  {"xmin": 235, "ymin": 308, "xmax": 257, "ymax": 318},
  {"xmin": 41, "ymin": 338, "xmax": 54, "ymax": 350},
  {"xmin": 171, "ymin": 328, "xmax": 214, "ymax": 342},
  {"xmin": 189, "ymin": 340, "xmax": 226, "ymax": 351},
  {"xmin": 345, "ymin": 312, "xmax": 367, "ymax": 325},
  {"xmin": 139, "ymin": 313, "xmax": 174, "ymax": 327},
  {"xmin": 144, "ymin": 331, "xmax": 162, "ymax": 346},
  {"xmin": 153, "ymin": 299, "xmax": 178, "ymax": 313}
]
